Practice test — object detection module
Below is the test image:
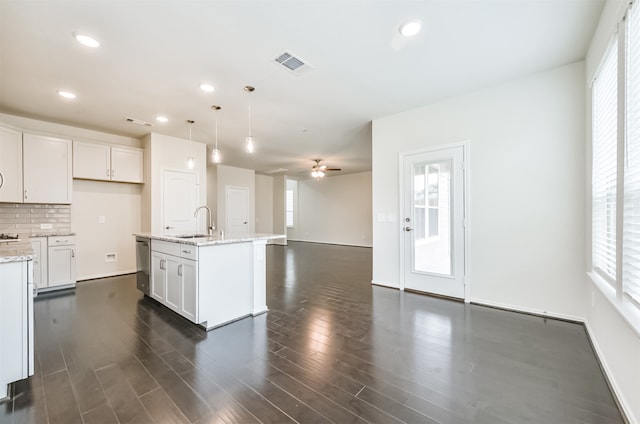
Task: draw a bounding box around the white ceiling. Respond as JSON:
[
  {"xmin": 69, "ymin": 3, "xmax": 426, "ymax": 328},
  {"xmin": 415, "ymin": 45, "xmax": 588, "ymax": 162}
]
[{"xmin": 0, "ymin": 0, "xmax": 603, "ymax": 178}]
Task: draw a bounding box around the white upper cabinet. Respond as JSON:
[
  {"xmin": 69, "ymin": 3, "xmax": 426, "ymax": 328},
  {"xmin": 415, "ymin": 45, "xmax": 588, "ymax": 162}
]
[
  {"xmin": 73, "ymin": 141, "xmax": 110, "ymax": 181},
  {"xmin": 23, "ymin": 133, "xmax": 72, "ymax": 204},
  {"xmin": 0, "ymin": 126, "xmax": 23, "ymax": 203},
  {"xmin": 111, "ymin": 146, "xmax": 143, "ymax": 183},
  {"xmin": 73, "ymin": 140, "xmax": 143, "ymax": 183}
]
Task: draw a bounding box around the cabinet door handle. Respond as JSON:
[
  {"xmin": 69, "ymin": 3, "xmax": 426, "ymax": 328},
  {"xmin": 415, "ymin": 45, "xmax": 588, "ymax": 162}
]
[
  {"xmin": 178, "ymin": 264, "xmax": 183, "ymax": 276},
  {"xmin": 56, "ymin": 239, "xmax": 69, "ymax": 243},
  {"xmin": 182, "ymin": 250, "xmax": 191, "ymax": 254},
  {"xmin": 0, "ymin": 171, "xmax": 4, "ymax": 189},
  {"xmin": 159, "ymin": 259, "xmax": 164, "ymax": 270},
  {"xmin": 111, "ymin": 169, "xmax": 115, "ymax": 178},
  {"xmin": 24, "ymin": 189, "xmax": 28, "ymax": 199},
  {"xmin": 71, "ymin": 249, "xmax": 75, "ymax": 258}
]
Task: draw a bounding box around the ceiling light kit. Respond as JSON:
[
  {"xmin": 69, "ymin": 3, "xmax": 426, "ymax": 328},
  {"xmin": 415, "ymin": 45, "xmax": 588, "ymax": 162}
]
[
  {"xmin": 156, "ymin": 116, "xmax": 168, "ymax": 123},
  {"xmin": 399, "ymin": 20, "xmax": 422, "ymax": 37},
  {"xmin": 211, "ymin": 105, "xmax": 222, "ymax": 164},
  {"xmin": 311, "ymin": 159, "xmax": 341, "ymax": 180},
  {"xmin": 244, "ymin": 85, "xmax": 256, "ymax": 154},
  {"xmin": 186, "ymin": 119, "xmax": 195, "ymax": 169}
]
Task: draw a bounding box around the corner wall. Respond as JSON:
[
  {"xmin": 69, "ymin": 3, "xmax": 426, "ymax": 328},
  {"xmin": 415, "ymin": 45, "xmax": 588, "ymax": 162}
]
[
  {"xmin": 287, "ymin": 172, "xmax": 372, "ymax": 247},
  {"xmin": 372, "ymin": 62, "xmax": 586, "ymax": 319}
]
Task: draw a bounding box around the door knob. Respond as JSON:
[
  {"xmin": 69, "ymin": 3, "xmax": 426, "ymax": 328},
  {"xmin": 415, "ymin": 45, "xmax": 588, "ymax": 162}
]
[{"xmin": 404, "ymin": 226, "xmax": 413, "ymax": 232}]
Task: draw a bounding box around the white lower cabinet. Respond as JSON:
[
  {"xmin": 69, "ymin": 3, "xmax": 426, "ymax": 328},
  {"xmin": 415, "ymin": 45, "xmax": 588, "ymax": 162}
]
[
  {"xmin": 47, "ymin": 236, "xmax": 76, "ymax": 288},
  {"xmin": 150, "ymin": 241, "xmax": 198, "ymax": 322},
  {"xmin": 150, "ymin": 251, "xmax": 167, "ymax": 303},
  {"xmin": 30, "ymin": 237, "xmax": 47, "ymax": 291}
]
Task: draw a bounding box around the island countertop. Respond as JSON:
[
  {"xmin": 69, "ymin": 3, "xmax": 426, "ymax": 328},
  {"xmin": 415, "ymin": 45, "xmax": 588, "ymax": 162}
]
[
  {"xmin": 133, "ymin": 232, "xmax": 285, "ymax": 247},
  {"xmin": 0, "ymin": 240, "xmax": 36, "ymax": 264}
]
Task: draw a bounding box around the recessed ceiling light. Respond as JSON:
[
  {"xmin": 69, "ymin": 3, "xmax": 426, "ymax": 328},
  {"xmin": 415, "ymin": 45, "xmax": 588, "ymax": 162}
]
[
  {"xmin": 200, "ymin": 83, "xmax": 215, "ymax": 93},
  {"xmin": 156, "ymin": 116, "xmax": 168, "ymax": 123},
  {"xmin": 73, "ymin": 33, "xmax": 100, "ymax": 48},
  {"xmin": 57, "ymin": 90, "xmax": 76, "ymax": 99},
  {"xmin": 399, "ymin": 20, "xmax": 422, "ymax": 37}
]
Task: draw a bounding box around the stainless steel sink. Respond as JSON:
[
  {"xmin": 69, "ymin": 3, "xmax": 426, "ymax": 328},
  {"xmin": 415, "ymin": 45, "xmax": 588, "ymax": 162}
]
[{"xmin": 174, "ymin": 234, "xmax": 211, "ymax": 239}]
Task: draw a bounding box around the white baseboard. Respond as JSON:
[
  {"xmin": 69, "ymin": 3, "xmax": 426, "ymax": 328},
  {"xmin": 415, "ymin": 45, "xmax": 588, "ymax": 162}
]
[
  {"xmin": 584, "ymin": 320, "xmax": 634, "ymax": 424},
  {"xmin": 469, "ymin": 297, "xmax": 584, "ymax": 323},
  {"xmin": 371, "ymin": 280, "xmax": 399, "ymax": 289},
  {"xmin": 288, "ymin": 239, "xmax": 372, "ymax": 248},
  {"xmin": 78, "ymin": 269, "xmax": 135, "ymax": 282}
]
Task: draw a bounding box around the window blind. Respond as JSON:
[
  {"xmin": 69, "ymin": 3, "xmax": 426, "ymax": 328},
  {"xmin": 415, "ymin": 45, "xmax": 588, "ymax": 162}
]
[
  {"xmin": 592, "ymin": 36, "xmax": 618, "ymax": 282},
  {"xmin": 626, "ymin": 5, "xmax": 640, "ymax": 304}
]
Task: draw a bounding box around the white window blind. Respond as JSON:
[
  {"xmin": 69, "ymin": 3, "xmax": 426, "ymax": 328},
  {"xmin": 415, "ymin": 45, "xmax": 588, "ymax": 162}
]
[
  {"xmin": 592, "ymin": 36, "xmax": 618, "ymax": 282},
  {"xmin": 286, "ymin": 189, "xmax": 294, "ymax": 227},
  {"xmin": 626, "ymin": 5, "xmax": 640, "ymax": 304}
]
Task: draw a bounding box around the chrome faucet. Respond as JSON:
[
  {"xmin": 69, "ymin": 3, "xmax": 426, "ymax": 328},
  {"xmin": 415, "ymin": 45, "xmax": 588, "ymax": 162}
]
[{"xmin": 194, "ymin": 205, "xmax": 215, "ymax": 235}]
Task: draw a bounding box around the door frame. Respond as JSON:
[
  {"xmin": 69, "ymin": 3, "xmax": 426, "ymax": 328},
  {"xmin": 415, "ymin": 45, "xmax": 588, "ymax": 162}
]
[{"xmin": 398, "ymin": 141, "xmax": 470, "ymax": 302}]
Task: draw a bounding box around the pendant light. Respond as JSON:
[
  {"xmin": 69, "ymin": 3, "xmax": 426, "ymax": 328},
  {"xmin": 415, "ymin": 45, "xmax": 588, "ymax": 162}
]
[
  {"xmin": 244, "ymin": 85, "xmax": 255, "ymax": 153},
  {"xmin": 186, "ymin": 120, "xmax": 195, "ymax": 169},
  {"xmin": 211, "ymin": 105, "xmax": 222, "ymax": 164}
]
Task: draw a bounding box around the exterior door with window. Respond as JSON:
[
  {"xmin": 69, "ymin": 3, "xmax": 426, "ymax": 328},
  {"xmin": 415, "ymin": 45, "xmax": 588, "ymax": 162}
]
[{"xmin": 402, "ymin": 146, "xmax": 466, "ymax": 299}]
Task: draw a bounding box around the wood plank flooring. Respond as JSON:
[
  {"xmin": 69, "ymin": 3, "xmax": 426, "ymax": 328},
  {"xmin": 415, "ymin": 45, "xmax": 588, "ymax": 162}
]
[{"xmin": 0, "ymin": 241, "xmax": 624, "ymax": 423}]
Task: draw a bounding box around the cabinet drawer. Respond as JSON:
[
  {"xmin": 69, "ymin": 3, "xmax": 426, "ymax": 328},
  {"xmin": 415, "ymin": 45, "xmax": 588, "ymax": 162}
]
[
  {"xmin": 151, "ymin": 240, "xmax": 182, "ymax": 257},
  {"xmin": 177, "ymin": 245, "xmax": 197, "ymax": 260},
  {"xmin": 151, "ymin": 240, "xmax": 197, "ymax": 260},
  {"xmin": 48, "ymin": 235, "xmax": 76, "ymax": 247}
]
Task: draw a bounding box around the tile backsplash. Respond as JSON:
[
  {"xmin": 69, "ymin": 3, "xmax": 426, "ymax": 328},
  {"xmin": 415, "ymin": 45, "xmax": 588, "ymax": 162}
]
[{"xmin": 0, "ymin": 203, "xmax": 71, "ymax": 237}]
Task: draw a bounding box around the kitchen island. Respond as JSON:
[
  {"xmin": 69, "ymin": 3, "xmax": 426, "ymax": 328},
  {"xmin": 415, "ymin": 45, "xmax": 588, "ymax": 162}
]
[
  {"xmin": 134, "ymin": 233, "xmax": 285, "ymax": 330},
  {"xmin": 0, "ymin": 240, "xmax": 34, "ymax": 401}
]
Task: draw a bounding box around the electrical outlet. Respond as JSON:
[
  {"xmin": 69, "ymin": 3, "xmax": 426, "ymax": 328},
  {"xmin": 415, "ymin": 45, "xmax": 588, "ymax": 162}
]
[
  {"xmin": 40, "ymin": 223, "xmax": 53, "ymax": 229},
  {"xmin": 98, "ymin": 216, "xmax": 106, "ymax": 224},
  {"xmin": 105, "ymin": 253, "xmax": 117, "ymax": 263}
]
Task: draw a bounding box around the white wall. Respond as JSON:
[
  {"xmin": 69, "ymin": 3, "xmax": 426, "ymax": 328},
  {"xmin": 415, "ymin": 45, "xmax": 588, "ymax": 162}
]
[
  {"xmin": 255, "ymin": 174, "xmax": 274, "ymax": 233},
  {"xmin": 72, "ymin": 180, "xmax": 141, "ymax": 279},
  {"xmin": 584, "ymin": 2, "xmax": 640, "ymax": 422},
  {"xmin": 272, "ymin": 175, "xmax": 286, "ymax": 245},
  {"xmin": 373, "ymin": 62, "xmax": 586, "ymax": 319},
  {"xmin": 214, "ymin": 164, "xmax": 255, "ymax": 234},
  {"xmin": 141, "ymin": 133, "xmax": 207, "ymax": 234},
  {"xmin": 287, "ymin": 172, "xmax": 372, "ymax": 247}
]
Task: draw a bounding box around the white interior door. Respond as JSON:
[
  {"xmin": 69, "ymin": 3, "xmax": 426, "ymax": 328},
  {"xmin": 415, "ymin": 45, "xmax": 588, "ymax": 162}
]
[
  {"xmin": 225, "ymin": 186, "xmax": 249, "ymax": 236},
  {"xmin": 163, "ymin": 170, "xmax": 198, "ymax": 235},
  {"xmin": 402, "ymin": 146, "xmax": 466, "ymax": 299}
]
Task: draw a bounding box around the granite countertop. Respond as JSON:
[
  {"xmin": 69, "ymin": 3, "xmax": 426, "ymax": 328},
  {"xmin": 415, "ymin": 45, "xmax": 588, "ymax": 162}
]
[
  {"xmin": 0, "ymin": 240, "xmax": 36, "ymax": 263},
  {"xmin": 134, "ymin": 232, "xmax": 285, "ymax": 246},
  {"xmin": 29, "ymin": 232, "xmax": 76, "ymax": 238}
]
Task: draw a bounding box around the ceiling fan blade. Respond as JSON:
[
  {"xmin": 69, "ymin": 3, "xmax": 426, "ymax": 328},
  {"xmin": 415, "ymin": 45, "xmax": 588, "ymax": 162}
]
[{"xmin": 326, "ymin": 168, "xmax": 341, "ymax": 171}]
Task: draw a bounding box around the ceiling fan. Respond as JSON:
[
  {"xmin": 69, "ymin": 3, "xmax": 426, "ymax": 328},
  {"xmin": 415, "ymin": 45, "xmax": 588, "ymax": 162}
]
[{"xmin": 311, "ymin": 159, "xmax": 341, "ymax": 179}]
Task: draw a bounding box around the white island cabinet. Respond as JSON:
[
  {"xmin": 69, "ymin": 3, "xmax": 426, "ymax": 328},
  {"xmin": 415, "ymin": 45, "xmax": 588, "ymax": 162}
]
[
  {"xmin": 139, "ymin": 233, "xmax": 284, "ymax": 330},
  {"xmin": 0, "ymin": 241, "xmax": 35, "ymax": 401}
]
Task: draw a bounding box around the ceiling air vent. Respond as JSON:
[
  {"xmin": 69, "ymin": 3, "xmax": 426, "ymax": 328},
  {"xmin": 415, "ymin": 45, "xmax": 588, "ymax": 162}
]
[
  {"xmin": 124, "ymin": 117, "xmax": 153, "ymax": 127},
  {"xmin": 274, "ymin": 51, "xmax": 313, "ymax": 74}
]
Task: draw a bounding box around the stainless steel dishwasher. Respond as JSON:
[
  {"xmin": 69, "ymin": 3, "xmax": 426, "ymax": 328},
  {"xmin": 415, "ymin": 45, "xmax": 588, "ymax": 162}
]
[{"xmin": 135, "ymin": 237, "xmax": 150, "ymax": 295}]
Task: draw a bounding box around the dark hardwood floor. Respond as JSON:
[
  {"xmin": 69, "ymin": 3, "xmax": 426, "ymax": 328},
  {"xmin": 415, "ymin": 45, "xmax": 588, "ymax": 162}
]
[{"xmin": 0, "ymin": 241, "xmax": 624, "ymax": 424}]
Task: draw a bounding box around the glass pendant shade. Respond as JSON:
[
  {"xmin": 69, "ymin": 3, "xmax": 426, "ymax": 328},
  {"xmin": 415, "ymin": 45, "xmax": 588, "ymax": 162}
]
[
  {"xmin": 245, "ymin": 136, "xmax": 255, "ymax": 153},
  {"xmin": 212, "ymin": 148, "xmax": 221, "ymax": 164}
]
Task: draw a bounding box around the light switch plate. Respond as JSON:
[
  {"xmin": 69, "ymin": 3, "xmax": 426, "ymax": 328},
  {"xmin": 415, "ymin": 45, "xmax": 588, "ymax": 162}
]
[{"xmin": 98, "ymin": 216, "xmax": 106, "ymax": 224}]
